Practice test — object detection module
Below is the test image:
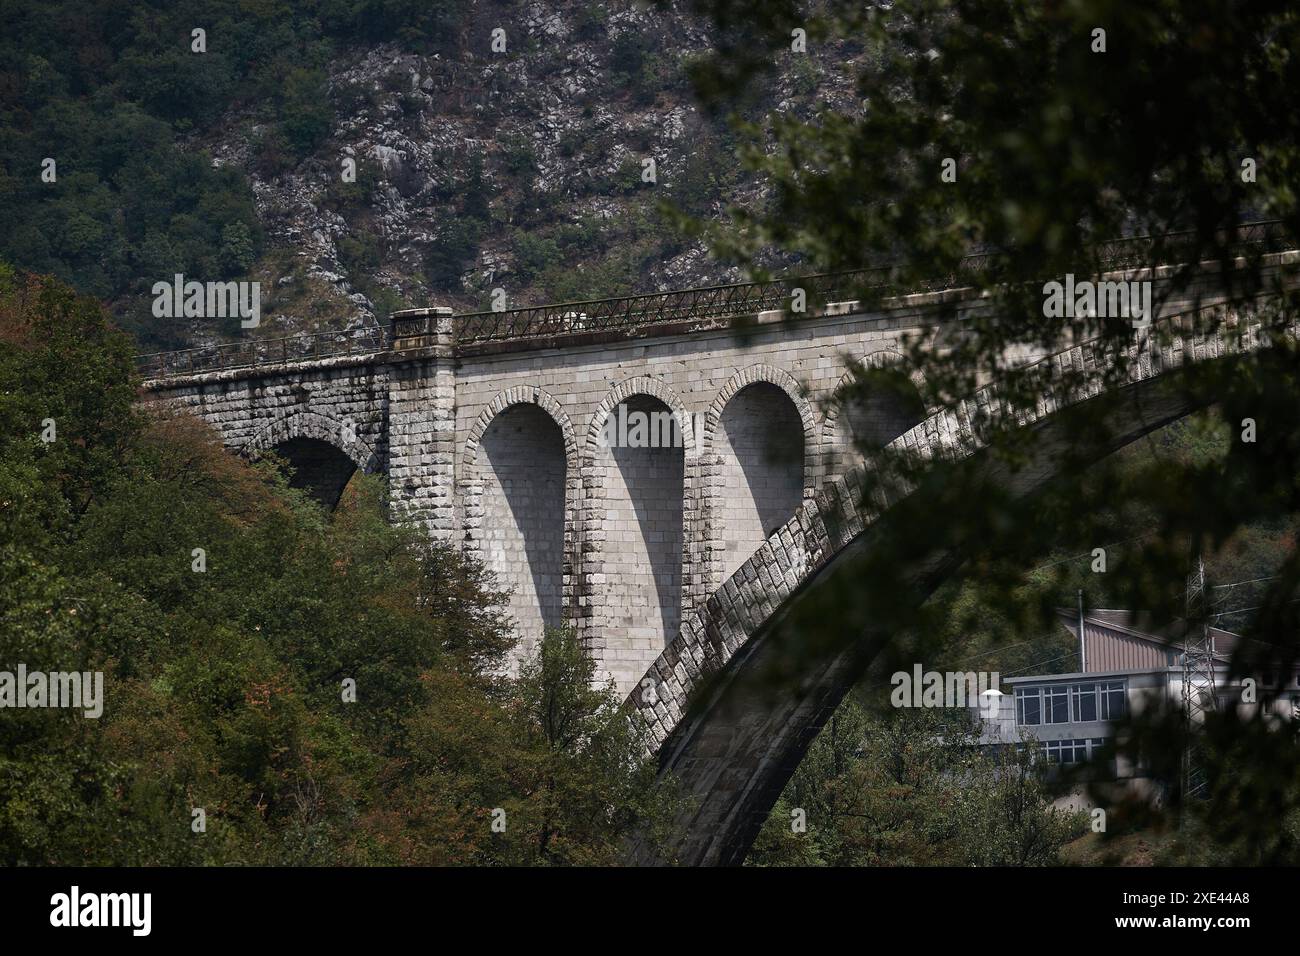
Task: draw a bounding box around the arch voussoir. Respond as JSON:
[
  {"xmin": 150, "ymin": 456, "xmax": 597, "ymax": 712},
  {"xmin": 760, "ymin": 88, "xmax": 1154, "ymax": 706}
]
[{"xmin": 243, "ymin": 408, "xmax": 379, "ymax": 474}]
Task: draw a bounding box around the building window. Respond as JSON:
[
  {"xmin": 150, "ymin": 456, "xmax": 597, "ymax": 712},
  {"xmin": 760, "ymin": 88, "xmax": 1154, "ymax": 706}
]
[
  {"xmin": 1016, "ymin": 687, "xmax": 1041, "ymax": 726},
  {"xmin": 1044, "ymin": 739, "xmax": 1087, "ymax": 764},
  {"xmin": 1045, "ymin": 685, "xmax": 1069, "ymax": 724},
  {"xmin": 1099, "ymin": 680, "xmax": 1127, "ymax": 719},
  {"xmin": 1042, "ymin": 737, "xmax": 1111, "ymax": 767},
  {"xmin": 1013, "ymin": 686, "xmax": 1070, "ymax": 726},
  {"xmin": 1016, "ymin": 680, "xmax": 1127, "ymax": 726},
  {"xmin": 1071, "ymin": 683, "xmax": 1098, "ymax": 721}
]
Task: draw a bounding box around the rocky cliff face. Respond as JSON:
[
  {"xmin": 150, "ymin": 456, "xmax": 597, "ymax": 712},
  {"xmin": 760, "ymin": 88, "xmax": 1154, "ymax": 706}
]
[{"xmin": 192, "ymin": 1, "xmax": 856, "ymax": 343}]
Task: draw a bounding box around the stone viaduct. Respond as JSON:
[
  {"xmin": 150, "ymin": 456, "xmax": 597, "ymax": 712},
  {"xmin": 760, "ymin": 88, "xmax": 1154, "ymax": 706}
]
[
  {"xmin": 138, "ymin": 224, "xmax": 1296, "ymax": 864},
  {"xmin": 139, "ymin": 273, "xmax": 937, "ymax": 696}
]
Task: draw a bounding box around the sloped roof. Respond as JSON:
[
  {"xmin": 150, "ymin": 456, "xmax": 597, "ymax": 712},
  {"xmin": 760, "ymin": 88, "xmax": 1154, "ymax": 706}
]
[{"xmin": 1055, "ymin": 608, "xmax": 1238, "ymax": 663}]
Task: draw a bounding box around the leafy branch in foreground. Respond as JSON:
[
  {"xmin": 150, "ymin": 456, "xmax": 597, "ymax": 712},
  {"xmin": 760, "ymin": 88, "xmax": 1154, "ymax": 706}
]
[{"xmin": 677, "ymin": 0, "xmax": 1300, "ymax": 859}]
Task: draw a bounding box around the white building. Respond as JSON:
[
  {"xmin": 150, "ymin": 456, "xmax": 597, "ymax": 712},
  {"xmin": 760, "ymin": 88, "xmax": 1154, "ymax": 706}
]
[{"xmin": 973, "ymin": 610, "xmax": 1299, "ymax": 805}]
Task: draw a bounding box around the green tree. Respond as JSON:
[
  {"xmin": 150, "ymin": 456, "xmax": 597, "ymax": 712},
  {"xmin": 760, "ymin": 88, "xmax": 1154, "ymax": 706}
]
[
  {"xmin": 748, "ymin": 699, "xmax": 1081, "ymax": 866},
  {"xmin": 425, "ymin": 220, "xmax": 482, "ymax": 290},
  {"xmin": 0, "ymin": 266, "xmax": 681, "ymax": 866},
  {"xmin": 373, "ymin": 629, "xmax": 679, "ymax": 865},
  {"xmin": 280, "ymin": 68, "xmax": 334, "ymax": 156},
  {"xmin": 218, "ymin": 223, "xmax": 256, "ymax": 277}
]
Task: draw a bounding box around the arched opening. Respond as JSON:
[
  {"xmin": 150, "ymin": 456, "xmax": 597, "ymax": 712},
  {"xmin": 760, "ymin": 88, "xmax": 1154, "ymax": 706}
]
[
  {"xmin": 828, "ymin": 372, "xmax": 926, "ymax": 475},
  {"xmin": 273, "ymin": 437, "xmax": 358, "ymax": 510},
  {"xmin": 598, "ymin": 394, "xmax": 686, "ymax": 694},
  {"xmin": 477, "ymin": 403, "xmax": 567, "ymax": 658},
  {"xmin": 715, "ymin": 382, "xmax": 805, "ymax": 580}
]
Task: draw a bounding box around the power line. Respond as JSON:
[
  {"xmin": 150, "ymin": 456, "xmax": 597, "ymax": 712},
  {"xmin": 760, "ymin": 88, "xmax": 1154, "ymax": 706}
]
[
  {"xmin": 1025, "ymin": 534, "xmax": 1155, "ymax": 575},
  {"xmin": 1210, "ymin": 575, "xmax": 1280, "ymax": 608},
  {"xmin": 1212, "ymin": 575, "xmax": 1278, "ymax": 590},
  {"xmin": 1000, "ymin": 651, "xmax": 1075, "ymax": 679},
  {"xmin": 1212, "ymin": 596, "xmax": 1300, "ymax": 620},
  {"xmin": 951, "ymin": 639, "xmax": 1042, "ymax": 668}
]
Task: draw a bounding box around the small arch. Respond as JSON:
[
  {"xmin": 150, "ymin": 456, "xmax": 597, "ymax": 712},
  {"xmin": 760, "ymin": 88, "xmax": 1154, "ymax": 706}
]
[
  {"xmin": 582, "ymin": 376, "xmax": 700, "ymax": 696},
  {"xmin": 820, "ymin": 349, "xmax": 929, "ymax": 480},
  {"xmin": 462, "ymin": 386, "xmax": 582, "ymax": 652},
  {"xmin": 244, "ymin": 409, "xmax": 379, "ymax": 474},
  {"xmin": 465, "ymin": 386, "xmax": 581, "ymax": 476},
  {"xmin": 703, "ymin": 365, "xmax": 814, "ymax": 590},
  {"xmin": 583, "ymin": 375, "xmax": 698, "ymax": 459},
  {"xmin": 703, "ymin": 364, "xmax": 817, "ymax": 494},
  {"xmin": 244, "ymin": 409, "xmax": 380, "ymax": 509}
]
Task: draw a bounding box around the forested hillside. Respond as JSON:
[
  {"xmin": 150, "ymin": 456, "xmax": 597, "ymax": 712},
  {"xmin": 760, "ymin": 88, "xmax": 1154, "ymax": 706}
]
[{"xmin": 0, "ymin": 0, "xmax": 852, "ymax": 352}]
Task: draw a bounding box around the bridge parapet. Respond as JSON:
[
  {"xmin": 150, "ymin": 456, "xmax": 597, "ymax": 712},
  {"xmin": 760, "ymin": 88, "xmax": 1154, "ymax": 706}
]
[
  {"xmin": 390, "ymin": 306, "xmax": 453, "ymax": 350},
  {"xmin": 137, "ymin": 325, "xmax": 387, "ymax": 381}
]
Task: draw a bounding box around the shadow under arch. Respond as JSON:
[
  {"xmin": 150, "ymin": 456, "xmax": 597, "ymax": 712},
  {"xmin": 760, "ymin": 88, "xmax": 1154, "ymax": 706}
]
[
  {"xmin": 704, "ymin": 372, "xmax": 810, "ymax": 588},
  {"xmin": 244, "ymin": 410, "xmax": 380, "ymax": 510},
  {"xmin": 582, "ymin": 375, "xmax": 699, "ymax": 695},
  {"xmin": 821, "ymin": 349, "xmax": 930, "ymax": 482},
  {"xmin": 462, "ymin": 387, "xmax": 580, "ymax": 658}
]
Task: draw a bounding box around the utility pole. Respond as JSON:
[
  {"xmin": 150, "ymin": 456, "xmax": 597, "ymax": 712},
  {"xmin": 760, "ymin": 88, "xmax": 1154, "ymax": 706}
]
[
  {"xmin": 1077, "ymin": 589, "xmax": 1087, "ymax": 672},
  {"xmin": 1181, "ymin": 556, "xmax": 1217, "ymax": 816}
]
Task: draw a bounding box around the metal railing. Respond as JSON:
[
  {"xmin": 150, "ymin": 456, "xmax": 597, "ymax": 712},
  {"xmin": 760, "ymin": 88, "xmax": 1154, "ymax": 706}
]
[
  {"xmin": 137, "ymin": 220, "xmax": 1291, "ymax": 377},
  {"xmin": 137, "ymin": 325, "xmax": 387, "ymax": 379},
  {"xmin": 451, "ymin": 219, "xmax": 1291, "ymax": 344},
  {"xmin": 454, "ymin": 270, "xmax": 874, "ymax": 344}
]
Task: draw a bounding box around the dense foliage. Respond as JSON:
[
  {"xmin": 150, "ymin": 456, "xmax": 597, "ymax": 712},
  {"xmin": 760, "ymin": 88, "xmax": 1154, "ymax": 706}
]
[
  {"xmin": 0, "ymin": 265, "xmax": 676, "ymax": 865},
  {"xmin": 679, "ymin": 0, "xmax": 1300, "ymax": 862},
  {"xmin": 748, "ymin": 696, "xmax": 1085, "ymax": 866}
]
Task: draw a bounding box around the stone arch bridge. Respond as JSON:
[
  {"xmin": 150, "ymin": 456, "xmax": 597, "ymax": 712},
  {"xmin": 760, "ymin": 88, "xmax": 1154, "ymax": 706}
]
[
  {"xmin": 141, "ymin": 269, "xmax": 942, "ymax": 694},
  {"xmin": 138, "ymin": 225, "xmax": 1296, "ymax": 864}
]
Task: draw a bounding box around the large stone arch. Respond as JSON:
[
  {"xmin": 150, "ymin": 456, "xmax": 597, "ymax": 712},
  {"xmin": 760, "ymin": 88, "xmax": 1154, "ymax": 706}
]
[
  {"xmin": 702, "ymin": 365, "xmax": 816, "ymax": 592},
  {"xmin": 819, "ymin": 348, "xmax": 931, "ymax": 484},
  {"xmin": 461, "ymin": 386, "xmax": 582, "ymax": 655},
  {"xmin": 582, "ymin": 375, "xmax": 701, "ymax": 695},
  {"xmin": 628, "ymin": 302, "xmax": 1283, "ymax": 866},
  {"xmin": 244, "ymin": 409, "xmax": 381, "ymax": 509},
  {"xmin": 244, "ymin": 408, "xmax": 380, "ymax": 472}
]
